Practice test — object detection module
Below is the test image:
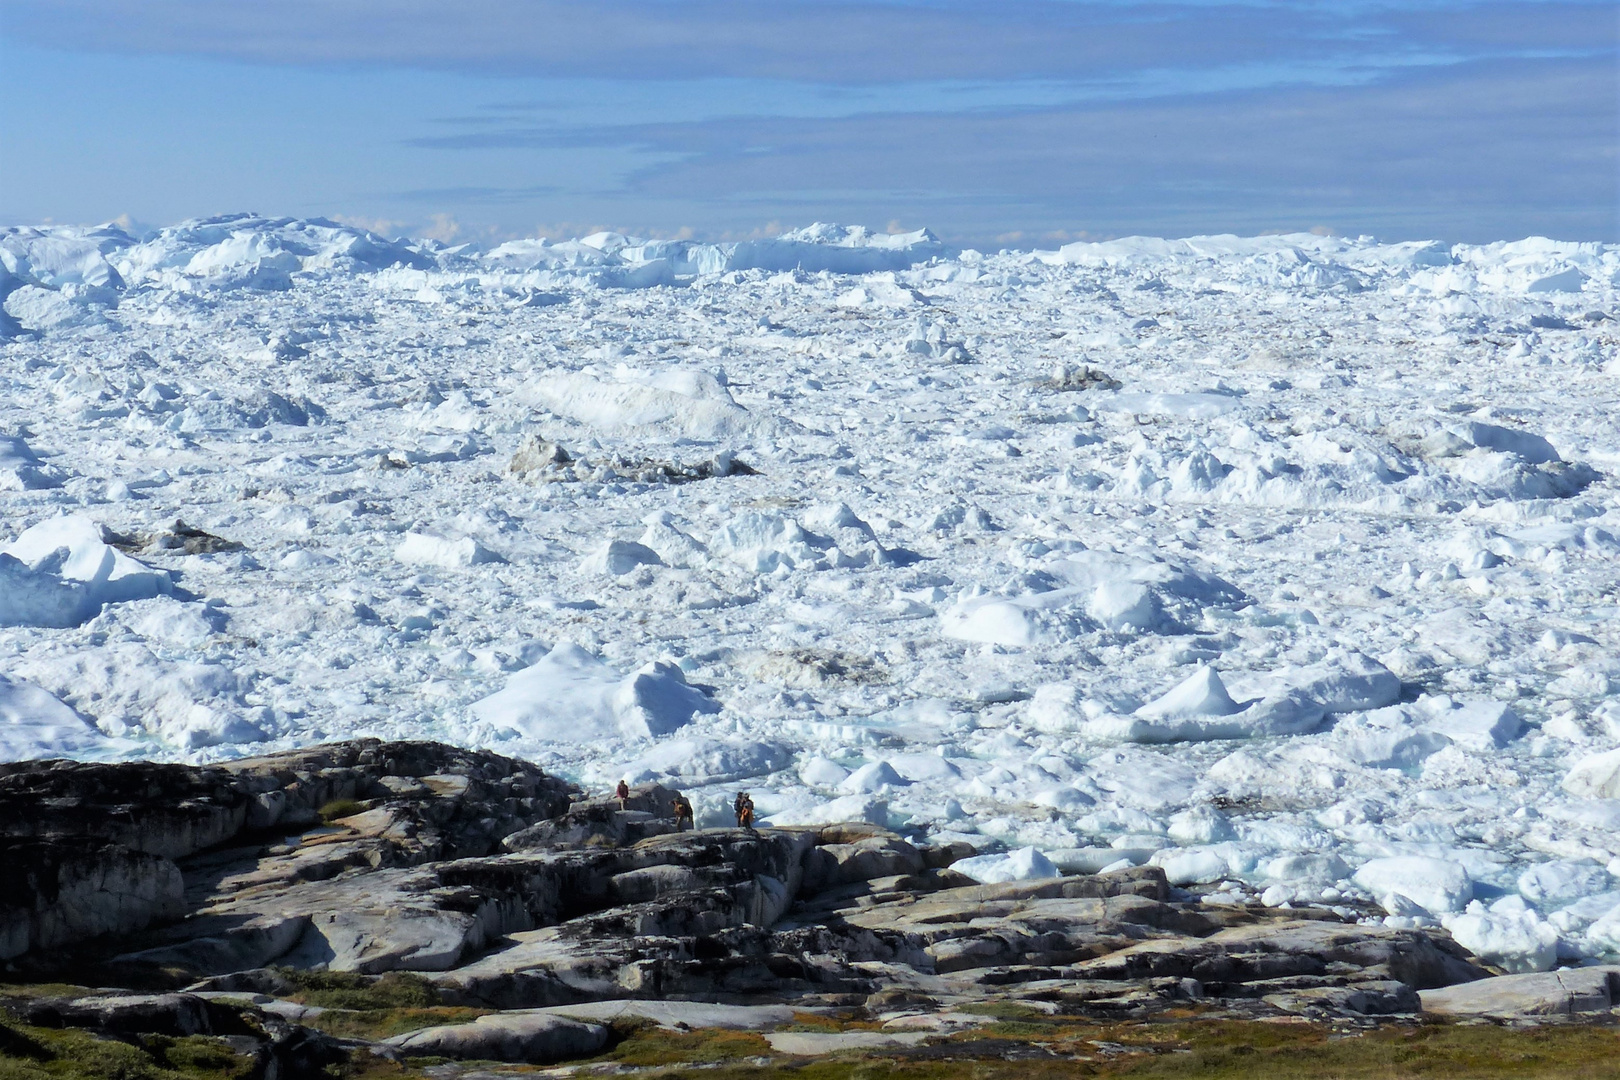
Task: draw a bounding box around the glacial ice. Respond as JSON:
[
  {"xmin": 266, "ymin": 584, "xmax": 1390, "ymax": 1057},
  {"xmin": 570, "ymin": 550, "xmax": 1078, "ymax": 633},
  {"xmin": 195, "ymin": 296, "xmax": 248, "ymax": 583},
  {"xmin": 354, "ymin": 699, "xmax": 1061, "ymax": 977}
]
[
  {"xmin": 1, "ymin": 213, "xmax": 1617, "ymax": 961},
  {"xmin": 0, "ymin": 434, "xmax": 66, "ymax": 491}
]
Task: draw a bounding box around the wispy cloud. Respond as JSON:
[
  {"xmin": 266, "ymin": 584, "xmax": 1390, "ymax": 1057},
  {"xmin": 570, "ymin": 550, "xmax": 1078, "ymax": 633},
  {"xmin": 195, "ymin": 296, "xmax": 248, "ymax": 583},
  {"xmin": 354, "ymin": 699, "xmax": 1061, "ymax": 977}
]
[
  {"xmin": 391, "ymin": 185, "xmax": 563, "ymax": 204},
  {"xmin": 1, "ymin": 0, "xmax": 1613, "ymax": 241},
  {"xmin": 519, "ymin": 56, "xmax": 1614, "ymax": 240},
  {"xmin": 5, "ymin": 0, "xmax": 1611, "ymax": 82}
]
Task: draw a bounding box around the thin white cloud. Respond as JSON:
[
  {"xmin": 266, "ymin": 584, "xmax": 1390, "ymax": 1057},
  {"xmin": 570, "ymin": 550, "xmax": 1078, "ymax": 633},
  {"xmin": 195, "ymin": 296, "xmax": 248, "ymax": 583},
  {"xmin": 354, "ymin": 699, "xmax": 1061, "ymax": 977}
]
[{"xmin": 5, "ymin": 0, "xmax": 1612, "ymax": 83}]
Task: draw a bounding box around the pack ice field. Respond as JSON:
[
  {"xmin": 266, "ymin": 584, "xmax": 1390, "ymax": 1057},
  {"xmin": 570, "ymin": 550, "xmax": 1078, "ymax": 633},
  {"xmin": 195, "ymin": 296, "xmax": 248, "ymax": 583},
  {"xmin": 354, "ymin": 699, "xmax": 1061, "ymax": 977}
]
[{"xmin": 2, "ymin": 215, "xmax": 1618, "ymax": 976}]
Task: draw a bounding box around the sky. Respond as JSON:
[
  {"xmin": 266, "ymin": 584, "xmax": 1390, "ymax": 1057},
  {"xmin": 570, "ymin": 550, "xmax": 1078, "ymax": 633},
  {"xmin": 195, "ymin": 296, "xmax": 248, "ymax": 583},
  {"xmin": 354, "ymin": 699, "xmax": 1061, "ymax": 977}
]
[{"xmin": 0, "ymin": 0, "xmax": 1615, "ymax": 246}]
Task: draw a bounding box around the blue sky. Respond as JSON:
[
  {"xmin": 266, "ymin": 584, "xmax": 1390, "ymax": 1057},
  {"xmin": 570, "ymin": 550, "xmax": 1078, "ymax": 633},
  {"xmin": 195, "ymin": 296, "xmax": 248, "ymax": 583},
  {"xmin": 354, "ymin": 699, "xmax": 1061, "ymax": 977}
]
[{"xmin": 1, "ymin": 1, "xmax": 1615, "ymax": 244}]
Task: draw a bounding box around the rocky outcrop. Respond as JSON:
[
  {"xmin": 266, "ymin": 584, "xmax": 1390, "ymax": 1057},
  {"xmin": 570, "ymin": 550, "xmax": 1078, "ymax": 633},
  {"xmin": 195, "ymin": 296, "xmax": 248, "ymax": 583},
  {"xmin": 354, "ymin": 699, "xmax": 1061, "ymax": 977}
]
[
  {"xmin": 2, "ymin": 739, "xmax": 1533, "ymax": 1074},
  {"xmin": 0, "ymin": 739, "xmax": 573, "ymax": 959},
  {"xmin": 1065, "ymin": 919, "xmax": 1483, "ymax": 991}
]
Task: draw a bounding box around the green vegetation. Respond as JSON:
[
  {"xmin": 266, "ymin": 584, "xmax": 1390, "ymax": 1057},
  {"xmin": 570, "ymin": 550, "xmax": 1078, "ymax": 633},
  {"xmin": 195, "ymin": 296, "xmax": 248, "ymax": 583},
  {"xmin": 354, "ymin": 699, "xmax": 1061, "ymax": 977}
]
[
  {"xmin": 316, "ymin": 799, "xmax": 365, "ymax": 822},
  {"xmin": 3, "ymin": 988, "xmax": 1618, "ymax": 1080},
  {"xmin": 1114, "ymin": 1018, "xmax": 1620, "ymax": 1079},
  {"xmin": 0, "ymin": 988, "xmax": 93, "ymax": 1004},
  {"xmin": 270, "ymin": 969, "xmax": 440, "ymax": 1011},
  {"xmin": 304, "ymin": 1006, "xmax": 490, "ymax": 1042},
  {"xmin": 0, "ymin": 1020, "xmax": 257, "ymax": 1080},
  {"xmin": 598, "ymin": 1018, "xmax": 777, "ymax": 1067},
  {"xmin": 570, "ymin": 1014, "xmax": 1620, "ymax": 1080}
]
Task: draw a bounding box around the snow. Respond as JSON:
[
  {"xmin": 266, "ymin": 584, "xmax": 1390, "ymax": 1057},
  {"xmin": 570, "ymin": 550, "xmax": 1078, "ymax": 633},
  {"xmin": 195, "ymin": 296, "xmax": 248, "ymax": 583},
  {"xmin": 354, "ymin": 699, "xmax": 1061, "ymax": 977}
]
[{"xmin": 2, "ymin": 213, "xmax": 1618, "ymax": 960}]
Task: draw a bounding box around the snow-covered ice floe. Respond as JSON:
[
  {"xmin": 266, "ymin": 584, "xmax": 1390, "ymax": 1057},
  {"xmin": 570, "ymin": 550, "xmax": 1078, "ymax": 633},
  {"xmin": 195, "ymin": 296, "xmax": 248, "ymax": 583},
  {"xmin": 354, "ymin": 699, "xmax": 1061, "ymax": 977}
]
[
  {"xmin": 3, "ymin": 215, "xmax": 1620, "ymax": 968},
  {"xmin": 468, "ymin": 643, "xmax": 719, "ymax": 743}
]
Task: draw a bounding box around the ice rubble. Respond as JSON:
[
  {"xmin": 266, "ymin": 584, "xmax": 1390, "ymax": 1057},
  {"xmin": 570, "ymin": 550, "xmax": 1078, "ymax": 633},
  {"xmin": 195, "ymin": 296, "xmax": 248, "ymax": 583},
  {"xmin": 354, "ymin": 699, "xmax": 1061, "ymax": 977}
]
[
  {"xmin": 1051, "ymin": 666, "xmax": 1329, "ymax": 744},
  {"xmin": 614, "ymin": 736, "xmax": 792, "ymax": 788},
  {"xmin": 484, "ymin": 224, "xmax": 942, "ymax": 285},
  {"xmin": 944, "ymin": 548, "xmax": 1245, "ymax": 646},
  {"xmin": 0, "ymin": 435, "xmax": 67, "ymax": 491},
  {"xmin": 14, "ymin": 644, "xmax": 264, "ymax": 750},
  {"xmin": 1, "ymin": 213, "xmax": 1618, "ymax": 969},
  {"xmin": 1562, "ymin": 748, "xmax": 1620, "ymax": 799}
]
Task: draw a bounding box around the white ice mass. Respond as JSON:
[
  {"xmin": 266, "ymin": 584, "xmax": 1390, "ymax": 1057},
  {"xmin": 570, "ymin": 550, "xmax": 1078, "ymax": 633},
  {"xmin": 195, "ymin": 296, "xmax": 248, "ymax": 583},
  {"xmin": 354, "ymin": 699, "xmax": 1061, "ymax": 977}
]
[{"xmin": 2, "ymin": 213, "xmax": 1619, "ymax": 971}]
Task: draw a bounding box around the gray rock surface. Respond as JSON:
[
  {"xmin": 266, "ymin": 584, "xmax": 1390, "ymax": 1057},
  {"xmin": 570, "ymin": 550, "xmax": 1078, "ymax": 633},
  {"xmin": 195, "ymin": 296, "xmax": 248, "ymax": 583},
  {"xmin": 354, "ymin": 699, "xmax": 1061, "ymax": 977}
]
[
  {"xmin": 2, "ymin": 840, "xmax": 184, "ymax": 960},
  {"xmin": 537, "ymin": 1000, "xmax": 800, "ymax": 1030},
  {"xmin": 1420, "ymin": 967, "xmax": 1620, "ymax": 1017},
  {"xmin": 4, "ymin": 984, "xmax": 351, "ymax": 1076},
  {"xmin": 767, "ymin": 1030, "xmax": 933, "ymax": 1054},
  {"xmin": 15, "ymin": 993, "xmax": 218, "ymax": 1036},
  {"xmin": 384, "ymin": 1011, "xmax": 610, "ymax": 1062}
]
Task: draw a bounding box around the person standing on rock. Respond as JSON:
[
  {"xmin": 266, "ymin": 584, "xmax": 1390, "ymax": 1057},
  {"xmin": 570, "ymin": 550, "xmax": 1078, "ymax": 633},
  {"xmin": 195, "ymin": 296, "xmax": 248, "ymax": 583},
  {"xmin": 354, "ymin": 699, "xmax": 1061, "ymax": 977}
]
[
  {"xmin": 734, "ymin": 791, "xmax": 755, "ymax": 830},
  {"xmin": 672, "ymin": 794, "xmax": 694, "ymax": 832},
  {"xmin": 615, "ymin": 779, "xmax": 630, "ymax": 807}
]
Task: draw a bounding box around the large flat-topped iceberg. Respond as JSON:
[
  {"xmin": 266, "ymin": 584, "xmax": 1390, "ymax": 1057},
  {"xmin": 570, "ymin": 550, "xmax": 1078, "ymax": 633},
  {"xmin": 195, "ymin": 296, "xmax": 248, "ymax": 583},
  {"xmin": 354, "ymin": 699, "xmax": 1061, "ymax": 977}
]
[{"xmin": 485, "ymin": 223, "xmax": 942, "ymax": 281}]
